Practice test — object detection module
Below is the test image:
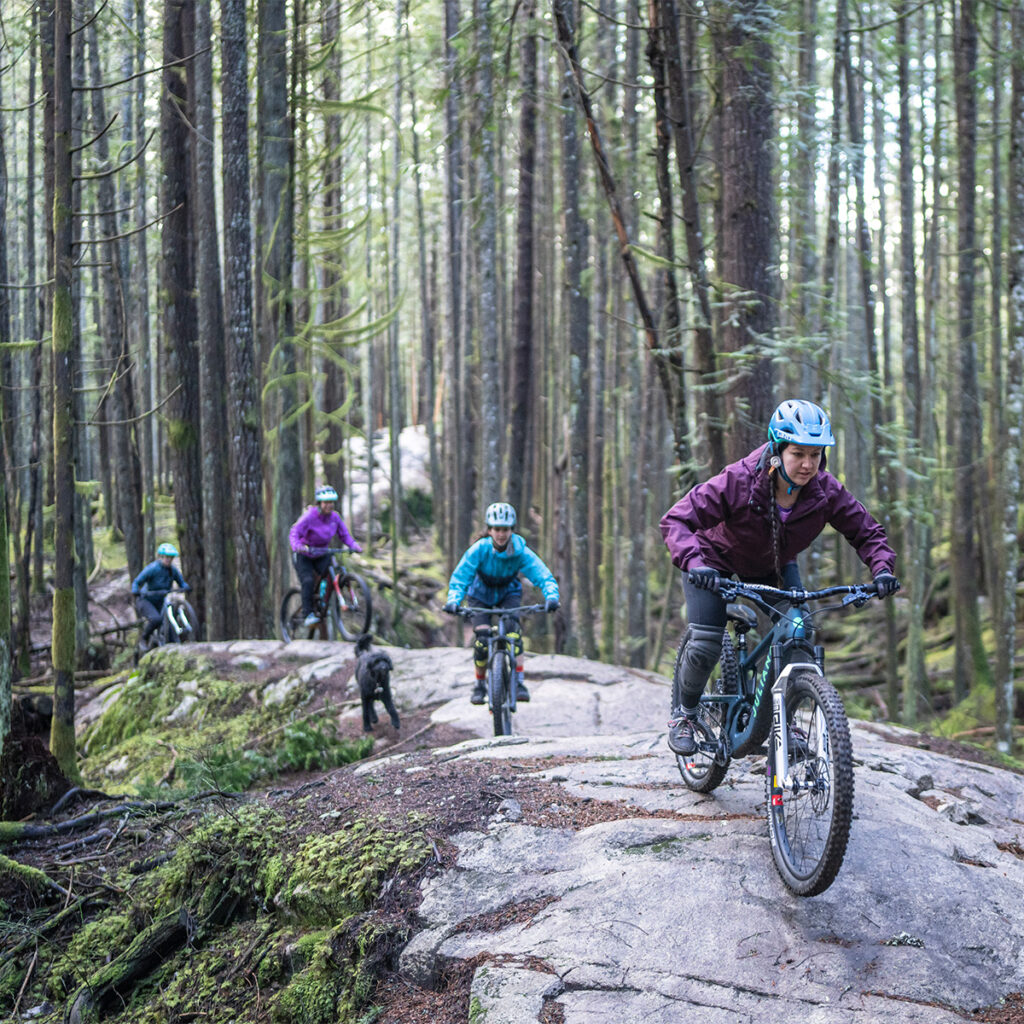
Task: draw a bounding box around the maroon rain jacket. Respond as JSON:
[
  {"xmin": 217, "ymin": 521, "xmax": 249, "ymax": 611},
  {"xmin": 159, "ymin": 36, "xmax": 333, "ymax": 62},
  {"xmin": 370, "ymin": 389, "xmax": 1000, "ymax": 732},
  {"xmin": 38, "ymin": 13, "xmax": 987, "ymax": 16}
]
[{"xmin": 660, "ymin": 444, "xmax": 896, "ymax": 580}]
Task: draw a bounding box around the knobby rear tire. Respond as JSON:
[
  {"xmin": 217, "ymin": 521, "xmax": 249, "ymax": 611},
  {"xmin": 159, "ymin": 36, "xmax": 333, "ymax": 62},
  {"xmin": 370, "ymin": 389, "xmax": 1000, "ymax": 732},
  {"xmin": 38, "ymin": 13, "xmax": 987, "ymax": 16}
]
[
  {"xmin": 280, "ymin": 589, "xmax": 307, "ymax": 642},
  {"xmin": 489, "ymin": 651, "xmax": 513, "ymax": 736},
  {"xmin": 766, "ymin": 670, "xmax": 854, "ymax": 896},
  {"xmin": 674, "ymin": 632, "xmax": 738, "ymax": 793}
]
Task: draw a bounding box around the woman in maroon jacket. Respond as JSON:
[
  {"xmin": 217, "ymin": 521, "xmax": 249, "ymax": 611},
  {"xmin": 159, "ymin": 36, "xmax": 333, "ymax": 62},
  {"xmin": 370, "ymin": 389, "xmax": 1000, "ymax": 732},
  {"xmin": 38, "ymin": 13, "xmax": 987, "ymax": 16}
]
[{"xmin": 660, "ymin": 399, "xmax": 899, "ymax": 755}]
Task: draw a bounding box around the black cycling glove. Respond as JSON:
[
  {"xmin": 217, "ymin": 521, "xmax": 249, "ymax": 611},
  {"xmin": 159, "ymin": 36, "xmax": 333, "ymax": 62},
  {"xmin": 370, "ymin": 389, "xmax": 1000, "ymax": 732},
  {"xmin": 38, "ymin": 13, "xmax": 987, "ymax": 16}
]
[
  {"xmin": 873, "ymin": 572, "xmax": 900, "ymax": 598},
  {"xmin": 687, "ymin": 566, "xmax": 720, "ymax": 592}
]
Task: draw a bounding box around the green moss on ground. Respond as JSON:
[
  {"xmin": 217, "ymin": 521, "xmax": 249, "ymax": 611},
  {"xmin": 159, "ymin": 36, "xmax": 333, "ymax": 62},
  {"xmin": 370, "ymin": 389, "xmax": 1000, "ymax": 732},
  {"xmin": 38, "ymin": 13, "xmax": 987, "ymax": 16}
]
[
  {"xmin": 77, "ymin": 650, "xmax": 372, "ymax": 797},
  {"xmin": 6, "ymin": 803, "xmax": 432, "ymax": 1024}
]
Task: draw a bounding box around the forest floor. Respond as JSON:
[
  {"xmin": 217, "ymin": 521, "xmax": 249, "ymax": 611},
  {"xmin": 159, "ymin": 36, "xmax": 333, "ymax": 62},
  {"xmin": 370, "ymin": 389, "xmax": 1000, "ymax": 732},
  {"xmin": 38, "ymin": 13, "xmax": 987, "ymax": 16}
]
[{"xmin": 6, "ymin": 553, "xmax": 1024, "ymax": 1022}]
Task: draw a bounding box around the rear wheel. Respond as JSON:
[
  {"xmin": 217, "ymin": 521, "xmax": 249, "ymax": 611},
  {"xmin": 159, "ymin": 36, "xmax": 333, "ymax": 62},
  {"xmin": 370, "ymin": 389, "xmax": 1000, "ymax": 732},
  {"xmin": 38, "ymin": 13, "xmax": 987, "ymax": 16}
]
[
  {"xmin": 280, "ymin": 589, "xmax": 309, "ymax": 642},
  {"xmin": 331, "ymin": 573, "xmax": 372, "ymax": 640},
  {"xmin": 766, "ymin": 671, "xmax": 854, "ymax": 896},
  {"xmin": 488, "ymin": 651, "xmax": 513, "ymax": 736},
  {"xmin": 674, "ymin": 631, "xmax": 738, "ymax": 793}
]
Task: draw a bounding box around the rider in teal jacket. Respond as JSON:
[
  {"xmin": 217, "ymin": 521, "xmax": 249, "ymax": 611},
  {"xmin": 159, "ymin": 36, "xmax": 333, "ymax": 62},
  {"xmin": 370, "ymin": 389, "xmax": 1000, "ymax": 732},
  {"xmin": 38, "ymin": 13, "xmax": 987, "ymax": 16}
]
[{"xmin": 444, "ymin": 502, "xmax": 559, "ymax": 705}]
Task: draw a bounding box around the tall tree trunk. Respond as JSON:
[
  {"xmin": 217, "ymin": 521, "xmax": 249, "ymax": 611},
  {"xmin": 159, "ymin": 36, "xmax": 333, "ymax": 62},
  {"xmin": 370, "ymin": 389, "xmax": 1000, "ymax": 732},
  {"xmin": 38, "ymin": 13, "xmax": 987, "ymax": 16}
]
[
  {"xmin": 15, "ymin": 14, "xmax": 41, "ymax": 674},
  {"xmin": 475, "ymin": 0, "xmax": 501, "ymax": 504},
  {"xmin": 222, "ymin": 0, "xmax": 272, "ymax": 637},
  {"xmin": 162, "ymin": 0, "xmax": 205, "ymax": 627},
  {"xmin": 129, "ymin": 0, "xmax": 156, "ymax": 557},
  {"xmin": 1001, "ymin": 0, "xmax": 1024, "ymax": 753},
  {"xmin": 193, "ymin": 0, "xmax": 232, "ymax": 639},
  {"xmin": 50, "ymin": 0, "xmax": 80, "ymax": 781},
  {"xmin": 554, "ymin": 0, "xmax": 595, "ymax": 658},
  {"xmin": 952, "ymin": 0, "xmax": 991, "ymax": 698},
  {"xmin": 388, "ymin": 0, "xmax": 405, "ymax": 602},
  {"xmin": 650, "ymin": 0, "xmax": 719, "ymax": 472},
  {"xmin": 507, "ymin": 0, "xmax": 537, "ymax": 519},
  {"xmin": 715, "ymin": 0, "xmax": 776, "ymax": 459},
  {"xmin": 258, "ymin": 0, "xmax": 301, "ymax": 604},
  {"xmin": 899, "ymin": 0, "xmax": 928, "ymax": 723},
  {"xmin": 86, "ymin": 18, "xmax": 144, "ymax": 581},
  {"xmin": 0, "ymin": 74, "xmax": 11, "ymax": 760}
]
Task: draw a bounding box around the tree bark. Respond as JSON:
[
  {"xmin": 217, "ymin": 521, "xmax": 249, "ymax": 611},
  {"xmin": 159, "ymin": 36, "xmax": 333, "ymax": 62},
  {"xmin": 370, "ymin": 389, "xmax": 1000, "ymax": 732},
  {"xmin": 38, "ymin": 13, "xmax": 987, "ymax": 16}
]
[
  {"xmin": 1001, "ymin": 0, "xmax": 1024, "ymax": 753},
  {"xmin": 952, "ymin": 0, "xmax": 991, "ymax": 698},
  {"xmin": 222, "ymin": 0, "xmax": 272, "ymax": 637},
  {"xmin": 161, "ymin": 0, "xmax": 205, "ymax": 628},
  {"xmin": 86, "ymin": 19, "xmax": 144, "ymax": 582},
  {"xmin": 49, "ymin": 0, "xmax": 79, "ymax": 782},
  {"xmin": 507, "ymin": 0, "xmax": 538, "ymax": 520},
  {"xmin": 193, "ymin": 0, "xmax": 232, "ymax": 640},
  {"xmin": 257, "ymin": 0, "xmax": 302, "ymax": 605},
  {"xmin": 715, "ymin": 0, "xmax": 776, "ymax": 459}
]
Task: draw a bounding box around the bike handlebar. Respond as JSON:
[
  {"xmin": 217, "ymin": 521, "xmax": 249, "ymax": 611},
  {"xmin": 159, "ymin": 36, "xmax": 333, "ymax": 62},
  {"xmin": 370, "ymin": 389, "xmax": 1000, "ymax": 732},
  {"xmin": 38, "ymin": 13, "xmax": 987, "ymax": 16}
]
[
  {"xmin": 451, "ymin": 604, "xmax": 548, "ymax": 618},
  {"xmin": 716, "ymin": 579, "xmax": 878, "ymax": 616},
  {"xmin": 301, "ymin": 547, "xmax": 354, "ymax": 557}
]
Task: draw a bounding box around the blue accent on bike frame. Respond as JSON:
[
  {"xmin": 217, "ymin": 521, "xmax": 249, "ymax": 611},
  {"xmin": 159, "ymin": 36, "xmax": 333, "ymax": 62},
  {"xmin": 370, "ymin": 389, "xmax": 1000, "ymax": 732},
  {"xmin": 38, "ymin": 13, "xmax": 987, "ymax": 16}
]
[{"xmin": 701, "ymin": 594, "xmax": 815, "ymax": 760}]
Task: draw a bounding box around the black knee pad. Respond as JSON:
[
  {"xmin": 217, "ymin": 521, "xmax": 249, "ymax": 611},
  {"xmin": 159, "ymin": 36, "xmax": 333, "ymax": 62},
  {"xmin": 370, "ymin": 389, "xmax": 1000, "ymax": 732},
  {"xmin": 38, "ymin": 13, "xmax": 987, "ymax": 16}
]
[{"xmin": 683, "ymin": 624, "xmax": 724, "ymax": 671}]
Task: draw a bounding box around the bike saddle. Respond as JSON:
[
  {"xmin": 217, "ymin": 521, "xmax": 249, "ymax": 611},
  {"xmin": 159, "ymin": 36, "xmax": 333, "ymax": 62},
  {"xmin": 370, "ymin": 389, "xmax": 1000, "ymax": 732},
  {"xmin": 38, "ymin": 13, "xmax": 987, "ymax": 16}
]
[{"xmin": 726, "ymin": 603, "xmax": 757, "ymax": 633}]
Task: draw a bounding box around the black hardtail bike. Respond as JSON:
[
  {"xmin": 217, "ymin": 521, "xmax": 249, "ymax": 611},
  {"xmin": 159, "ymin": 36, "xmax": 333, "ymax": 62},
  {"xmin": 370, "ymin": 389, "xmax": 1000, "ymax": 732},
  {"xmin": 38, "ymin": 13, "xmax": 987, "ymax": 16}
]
[
  {"xmin": 457, "ymin": 604, "xmax": 547, "ymax": 736},
  {"xmin": 672, "ymin": 579, "xmax": 880, "ymax": 896},
  {"xmin": 280, "ymin": 548, "xmax": 372, "ymax": 642}
]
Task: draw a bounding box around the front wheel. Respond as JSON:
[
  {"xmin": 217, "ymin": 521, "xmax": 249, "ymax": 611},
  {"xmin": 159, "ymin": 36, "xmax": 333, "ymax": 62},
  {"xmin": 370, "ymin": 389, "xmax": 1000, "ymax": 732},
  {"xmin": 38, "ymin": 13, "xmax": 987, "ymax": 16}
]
[
  {"xmin": 331, "ymin": 573, "xmax": 372, "ymax": 641},
  {"xmin": 488, "ymin": 651, "xmax": 513, "ymax": 736},
  {"xmin": 157, "ymin": 604, "xmax": 191, "ymax": 646},
  {"xmin": 766, "ymin": 671, "xmax": 854, "ymax": 896},
  {"xmin": 674, "ymin": 631, "xmax": 738, "ymax": 793}
]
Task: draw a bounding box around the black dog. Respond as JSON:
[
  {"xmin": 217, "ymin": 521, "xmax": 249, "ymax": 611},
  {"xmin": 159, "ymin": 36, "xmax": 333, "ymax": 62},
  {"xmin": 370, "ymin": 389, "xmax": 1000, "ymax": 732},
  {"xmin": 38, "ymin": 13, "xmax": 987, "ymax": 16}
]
[{"xmin": 355, "ymin": 633, "xmax": 399, "ymax": 733}]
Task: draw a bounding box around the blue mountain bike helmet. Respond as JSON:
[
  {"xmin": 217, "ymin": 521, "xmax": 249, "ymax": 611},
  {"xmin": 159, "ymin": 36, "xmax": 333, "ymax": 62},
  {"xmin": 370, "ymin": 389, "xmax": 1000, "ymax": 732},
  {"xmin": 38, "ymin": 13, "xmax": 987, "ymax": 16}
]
[
  {"xmin": 156, "ymin": 542, "xmax": 179, "ymax": 558},
  {"xmin": 768, "ymin": 399, "xmax": 836, "ymax": 449}
]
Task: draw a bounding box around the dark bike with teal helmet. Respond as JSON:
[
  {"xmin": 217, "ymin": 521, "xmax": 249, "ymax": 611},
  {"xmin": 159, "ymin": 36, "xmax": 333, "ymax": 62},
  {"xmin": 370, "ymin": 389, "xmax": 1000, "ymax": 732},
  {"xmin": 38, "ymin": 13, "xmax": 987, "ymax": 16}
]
[{"xmin": 673, "ymin": 577, "xmax": 879, "ymax": 896}]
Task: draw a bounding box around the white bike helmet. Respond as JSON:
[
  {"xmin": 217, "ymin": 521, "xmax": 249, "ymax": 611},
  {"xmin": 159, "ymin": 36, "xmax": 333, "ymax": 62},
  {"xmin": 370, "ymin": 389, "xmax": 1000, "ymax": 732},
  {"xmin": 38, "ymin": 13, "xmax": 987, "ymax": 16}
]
[
  {"xmin": 485, "ymin": 502, "xmax": 517, "ymax": 528},
  {"xmin": 315, "ymin": 485, "xmax": 339, "ymax": 502}
]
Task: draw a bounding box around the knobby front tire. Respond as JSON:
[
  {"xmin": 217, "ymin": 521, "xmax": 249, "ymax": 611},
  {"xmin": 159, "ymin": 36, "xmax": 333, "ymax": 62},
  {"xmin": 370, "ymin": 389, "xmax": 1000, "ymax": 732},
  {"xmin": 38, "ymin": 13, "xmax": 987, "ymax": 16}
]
[
  {"xmin": 674, "ymin": 632, "xmax": 738, "ymax": 793},
  {"xmin": 331, "ymin": 573, "xmax": 372, "ymax": 641},
  {"xmin": 766, "ymin": 670, "xmax": 854, "ymax": 896},
  {"xmin": 488, "ymin": 651, "xmax": 513, "ymax": 736}
]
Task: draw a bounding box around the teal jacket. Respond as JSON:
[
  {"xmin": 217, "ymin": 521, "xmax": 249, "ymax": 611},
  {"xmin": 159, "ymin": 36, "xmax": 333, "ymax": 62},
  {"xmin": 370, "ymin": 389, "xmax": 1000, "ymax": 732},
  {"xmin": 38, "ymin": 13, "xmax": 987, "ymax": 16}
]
[{"xmin": 446, "ymin": 534, "xmax": 559, "ymax": 608}]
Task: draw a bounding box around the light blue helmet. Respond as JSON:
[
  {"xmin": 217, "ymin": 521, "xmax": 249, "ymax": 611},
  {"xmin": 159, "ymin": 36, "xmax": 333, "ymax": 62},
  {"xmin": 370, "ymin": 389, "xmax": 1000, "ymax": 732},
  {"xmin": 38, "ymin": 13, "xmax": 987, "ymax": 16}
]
[
  {"xmin": 156, "ymin": 542, "xmax": 179, "ymax": 558},
  {"xmin": 315, "ymin": 485, "xmax": 339, "ymax": 503},
  {"xmin": 768, "ymin": 399, "xmax": 836, "ymax": 449}
]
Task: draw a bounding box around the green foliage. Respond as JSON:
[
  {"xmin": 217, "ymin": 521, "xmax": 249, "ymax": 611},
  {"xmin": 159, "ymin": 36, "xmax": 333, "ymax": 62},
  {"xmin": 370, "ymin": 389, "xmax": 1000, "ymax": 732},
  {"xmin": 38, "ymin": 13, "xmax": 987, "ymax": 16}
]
[
  {"xmin": 404, "ymin": 487, "xmax": 434, "ymax": 528},
  {"xmin": 48, "ymin": 914, "xmax": 135, "ymax": 1001},
  {"xmin": 260, "ymin": 814, "xmax": 430, "ymax": 926}
]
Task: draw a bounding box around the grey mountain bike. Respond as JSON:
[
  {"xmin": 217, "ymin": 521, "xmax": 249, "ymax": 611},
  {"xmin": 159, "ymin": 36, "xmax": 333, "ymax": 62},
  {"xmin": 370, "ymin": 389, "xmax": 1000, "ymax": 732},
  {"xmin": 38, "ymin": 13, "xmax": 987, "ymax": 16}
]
[
  {"xmin": 673, "ymin": 578, "xmax": 880, "ymax": 896},
  {"xmin": 456, "ymin": 604, "xmax": 547, "ymax": 736}
]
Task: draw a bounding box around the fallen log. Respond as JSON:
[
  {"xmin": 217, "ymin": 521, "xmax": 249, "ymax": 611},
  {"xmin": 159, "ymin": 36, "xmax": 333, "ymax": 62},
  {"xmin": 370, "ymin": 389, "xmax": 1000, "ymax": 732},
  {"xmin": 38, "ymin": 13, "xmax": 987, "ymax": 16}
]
[{"xmin": 65, "ymin": 907, "xmax": 194, "ymax": 1024}]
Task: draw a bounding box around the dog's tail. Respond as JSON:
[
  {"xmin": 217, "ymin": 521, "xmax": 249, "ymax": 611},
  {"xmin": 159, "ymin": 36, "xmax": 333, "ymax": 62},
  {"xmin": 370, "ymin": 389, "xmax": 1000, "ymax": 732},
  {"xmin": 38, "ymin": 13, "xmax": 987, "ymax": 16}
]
[{"xmin": 355, "ymin": 632, "xmax": 374, "ymax": 654}]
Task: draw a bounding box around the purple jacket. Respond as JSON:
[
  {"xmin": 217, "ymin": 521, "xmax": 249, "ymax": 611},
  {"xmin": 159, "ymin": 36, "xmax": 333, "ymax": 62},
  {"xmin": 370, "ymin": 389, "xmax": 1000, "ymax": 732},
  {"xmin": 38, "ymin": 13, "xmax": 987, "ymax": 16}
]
[
  {"xmin": 660, "ymin": 445, "xmax": 896, "ymax": 579},
  {"xmin": 289, "ymin": 506, "xmax": 361, "ymax": 553}
]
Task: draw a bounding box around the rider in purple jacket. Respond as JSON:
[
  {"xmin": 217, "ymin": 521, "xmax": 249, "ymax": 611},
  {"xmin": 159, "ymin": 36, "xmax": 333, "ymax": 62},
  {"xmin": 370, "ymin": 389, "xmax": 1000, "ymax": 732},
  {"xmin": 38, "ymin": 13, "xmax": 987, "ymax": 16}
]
[
  {"xmin": 289, "ymin": 486, "xmax": 363, "ymax": 627},
  {"xmin": 660, "ymin": 399, "xmax": 899, "ymax": 756}
]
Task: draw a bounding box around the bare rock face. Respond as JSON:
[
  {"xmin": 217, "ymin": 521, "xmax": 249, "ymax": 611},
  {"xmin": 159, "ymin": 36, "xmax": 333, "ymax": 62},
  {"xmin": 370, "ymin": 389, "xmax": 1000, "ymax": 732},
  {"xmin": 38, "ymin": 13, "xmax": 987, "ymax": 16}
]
[
  {"xmin": 359, "ymin": 649, "xmax": 1022, "ymax": 1024},
  {"xmin": 76, "ymin": 639, "xmax": 1024, "ymax": 1021},
  {"xmin": 392, "ymin": 718, "xmax": 1024, "ymax": 1022}
]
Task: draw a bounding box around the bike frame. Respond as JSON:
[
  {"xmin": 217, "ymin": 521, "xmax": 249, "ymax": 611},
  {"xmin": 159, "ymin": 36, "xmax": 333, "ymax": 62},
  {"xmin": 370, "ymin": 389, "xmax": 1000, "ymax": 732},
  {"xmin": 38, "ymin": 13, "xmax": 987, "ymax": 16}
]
[
  {"xmin": 701, "ymin": 582, "xmax": 875, "ymax": 779},
  {"xmin": 460, "ymin": 604, "xmax": 545, "ymax": 715},
  {"xmin": 311, "ymin": 549, "xmax": 351, "ymax": 615}
]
